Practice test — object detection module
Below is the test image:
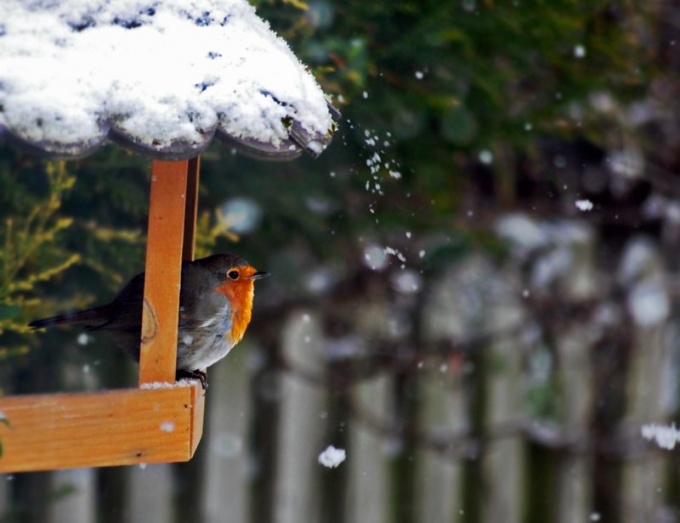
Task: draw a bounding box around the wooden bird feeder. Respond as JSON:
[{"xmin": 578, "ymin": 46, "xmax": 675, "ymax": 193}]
[
  {"xmin": 0, "ymin": 1, "xmax": 338, "ymax": 472},
  {"xmin": 0, "ymin": 158, "xmax": 206, "ymax": 472}
]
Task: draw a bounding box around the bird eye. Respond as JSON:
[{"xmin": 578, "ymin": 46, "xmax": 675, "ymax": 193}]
[{"xmin": 227, "ymin": 270, "xmax": 240, "ymax": 280}]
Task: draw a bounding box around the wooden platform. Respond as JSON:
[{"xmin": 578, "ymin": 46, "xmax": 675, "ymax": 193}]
[{"xmin": 0, "ymin": 382, "xmax": 204, "ymax": 472}]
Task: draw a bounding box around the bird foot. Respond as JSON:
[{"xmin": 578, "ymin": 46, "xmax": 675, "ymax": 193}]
[{"xmin": 176, "ymin": 369, "xmax": 208, "ymax": 392}]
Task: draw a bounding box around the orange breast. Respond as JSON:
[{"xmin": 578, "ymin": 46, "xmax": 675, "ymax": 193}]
[{"xmin": 214, "ymin": 279, "xmax": 255, "ymax": 347}]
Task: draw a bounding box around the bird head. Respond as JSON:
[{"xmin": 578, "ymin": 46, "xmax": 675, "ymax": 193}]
[{"xmin": 196, "ymin": 253, "xmax": 269, "ymax": 345}]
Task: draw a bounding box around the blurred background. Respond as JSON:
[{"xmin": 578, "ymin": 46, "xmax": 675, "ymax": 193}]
[{"xmin": 1, "ymin": 0, "xmax": 679, "ymax": 521}]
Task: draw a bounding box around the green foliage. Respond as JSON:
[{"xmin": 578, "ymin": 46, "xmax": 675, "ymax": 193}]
[
  {"xmin": 0, "ymin": 146, "xmax": 150, "ymax": 364},
  {"xmin": 0, "ymin": 158, "xmax": 79, "ymax": 338},
  {"xmin": 59, "ymin": 146, "xmax": 149, "ymax": 288},
  {"xmin": 194, "ymin": 208, "xmax": 243, "ymax": 260},
  {"xmin": 244, "ymin": 0, "xmax": 652, "ymax": 250}
]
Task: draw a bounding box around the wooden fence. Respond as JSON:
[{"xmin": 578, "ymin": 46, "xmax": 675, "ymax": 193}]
[{"xmin": 0, "ymin": 216, "xmax": 677, "ymax": 523}]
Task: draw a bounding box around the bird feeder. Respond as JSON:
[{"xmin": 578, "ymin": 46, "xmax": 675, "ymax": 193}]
[{"xmin": 0, "ymin": 0, "xmax": 338, "ymax": 472}]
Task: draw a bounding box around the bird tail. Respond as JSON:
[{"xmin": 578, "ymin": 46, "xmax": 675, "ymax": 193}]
[{"xmin": 29, "ymin": 307, "xmax": 109, "ymax": 330}]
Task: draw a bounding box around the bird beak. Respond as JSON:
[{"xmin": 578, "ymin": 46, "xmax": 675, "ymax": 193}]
[{"xmin": 250, "ymin": 271, "xmax": 270, "ymax": 280}]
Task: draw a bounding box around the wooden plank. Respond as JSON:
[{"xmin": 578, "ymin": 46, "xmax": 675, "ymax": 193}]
[
  {"xmin": 482, "ymin": 267, "xmax": 525, "ymax": 523},
  {"xmin": 347, "ymin": 375, "xmax": 390, "ymax": 523},
  {"xmin": 203, "ymin": 346, "xmax": 251, "ymax": 523},
  {"xmin": 0, "ymin": 383, "xmax": 204, "ymax": 473},
  {"xmin": 620, "ymin": 240, "xmax": 672, "ymax": 521},
  {"xmin": 47, "ymin": 468, "xmax": 96, "ymax": 523},
  {"xmin": 555, "ymin": 328, "xmax": 593, "ymax": 523},
  {"xmin": 183, "ymin": 156, "xmax": 200, "ymax": 262},
  {"xmin": 622, "ymin": 326, "xmax": 671, "ymax": 518},
  {"xmin": 553, "ymin": 225, "xmax": 598, "ymax": 523},
  {"xmin": 127, "ymin": 464, "xmax": 174, "ymax": 523},
  {"xmin": 190, "ymin": 379, "xmax": 205, "ymax": 455},
  {"xmin": 139, "ymin": 160, "xmax": 188, "ymax": 385},
  {"xmin": 415, "ymin": 370, "xmax": 465, "ymax": 523},
  {"xmin": 275, "ymin": 312, "xmax": 326, "ymax": 523}
]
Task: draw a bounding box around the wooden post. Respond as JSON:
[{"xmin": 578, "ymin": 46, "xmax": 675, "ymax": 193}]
[
  {"xmin": 621, "ymin": 239, "xmax": 672, "ymax": 521},
  {"xmin": 482, "ymin": 264, "xmax": 525, "ymax": 523},
  {"xmin": 203, "ymin": 345, "xmax": 252, "ymax": 523},
  {"xmin": 275, "ymin": 312, "xmax": 326, "ymax": 523},
  {"xmin": 183, "ymin": 156, "xmax": 201, "ymax": 263},
  {"xmin": 415, "ymin": 370, "xmax": 465, "ymax": 522},
  {"xmin": 347, "ymin": 375, "xmax": 391, "ymax": 523},
  {"xmin": 139, "ymin": 160, "xmax": 189, "ymax": 385}
]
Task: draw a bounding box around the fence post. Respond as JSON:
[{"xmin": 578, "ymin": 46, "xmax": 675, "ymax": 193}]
[
  {"xmin": 274, "ymin": 311, "xmax": 326, "ymax": 523},
  {"xmin": 482, "ymin": 264, "xmax": 525, "ymax": 523},
  {"xmin": 126, "ymin": 464, "xmax": 173, "ymax": 523},
  {"xmin": 418, "ymin": 266, "xmax": 471, "ymax": 522},
  {"xmin": 347, "ymin": 374, "xmax": 391, "ymax": 523},
  {"xmin": 47, "ymin": 468, "xmax": 96, "ymax": 523},
  {"xmin": 554, "ymin": 222, "xmax": 597, "ymax": 523},
  {"xmin": 415, "ymin": 368, "xmax": 465, "ymax": 522},
  {"xmin": 619, "ymin": 238, "xmax": 673, "ymax": 520},
  {"xmin": 203, "ymin": 346, "xmax": 252, "ymax": 523},
  {"xmin": 555, "ymin": 327, "xmax": 594, "ymax": 523}
]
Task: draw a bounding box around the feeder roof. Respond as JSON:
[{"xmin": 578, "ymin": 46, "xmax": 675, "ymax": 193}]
[{"xmin": 0, "ymin": 0, "xmax": 339, "ymax": 160}]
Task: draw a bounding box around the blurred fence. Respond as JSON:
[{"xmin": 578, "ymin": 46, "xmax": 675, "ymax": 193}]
[{"xmin": 1, "ymin": 215, "xmax": 678, "ymax": 523}]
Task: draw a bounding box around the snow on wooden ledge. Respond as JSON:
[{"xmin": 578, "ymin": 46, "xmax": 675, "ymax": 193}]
[{"xmin": 0, "ymin": 0, "xmax": 339, "ymax": 160}]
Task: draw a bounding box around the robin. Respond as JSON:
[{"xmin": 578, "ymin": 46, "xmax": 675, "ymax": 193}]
[{"xmin": 29, "ymin": 253, "xmax": 269, "ymax": 388}]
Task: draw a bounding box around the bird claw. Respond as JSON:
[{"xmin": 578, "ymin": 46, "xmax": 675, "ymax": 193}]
[{"xmin": 176, "ymin": 369, "xmax": 208, "ymax": 392}]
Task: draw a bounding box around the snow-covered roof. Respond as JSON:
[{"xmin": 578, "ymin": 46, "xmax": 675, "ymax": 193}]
[{"xmin": 0, "ymin": 0, "xmax": 339, "ymax": 160}]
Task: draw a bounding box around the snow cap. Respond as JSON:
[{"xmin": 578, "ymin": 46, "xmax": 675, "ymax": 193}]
[{"xmin": 0, "ymin": 0, "xmax": 339, "ymax": 160}]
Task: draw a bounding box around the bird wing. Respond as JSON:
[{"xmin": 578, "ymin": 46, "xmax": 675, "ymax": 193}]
[{"xmin": 178, "ymin": 264, "xmax": 229, "ymax": 330}]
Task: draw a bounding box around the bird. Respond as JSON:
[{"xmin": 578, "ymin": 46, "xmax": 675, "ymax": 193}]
[{"xmin": 29, "ymin": 253, "xmax": 269, "ymax": 388}]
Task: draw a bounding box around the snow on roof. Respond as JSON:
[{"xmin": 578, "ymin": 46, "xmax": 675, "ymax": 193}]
[{"xmin": 0, "ymin": 0, "xmax": 339, "ymax": 160}]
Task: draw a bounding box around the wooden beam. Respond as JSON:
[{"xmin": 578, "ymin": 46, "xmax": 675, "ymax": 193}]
[
  {"xmin": 0, "ymin": 382, "xmax": 205, "ymax": 473},
  {"xmin": 183, "ymin": 156, "xmax": 201, "ymax": 262},
  {"xmin": 139, "ymin": 160, "xmax": 188, "ymax": 386}
]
